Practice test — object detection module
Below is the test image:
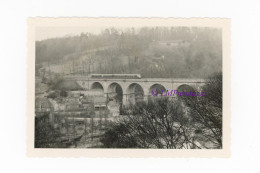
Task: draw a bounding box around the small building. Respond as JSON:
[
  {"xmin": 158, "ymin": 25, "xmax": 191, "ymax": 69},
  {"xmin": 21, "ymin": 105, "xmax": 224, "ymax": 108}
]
[{"xmin": 52, "ymin": 80, "xmax": 84, "ymax": 91}]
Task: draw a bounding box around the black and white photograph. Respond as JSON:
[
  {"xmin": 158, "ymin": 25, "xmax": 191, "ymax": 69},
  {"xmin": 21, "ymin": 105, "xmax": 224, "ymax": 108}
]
[
  {"xmin": 31, "ymin": 18, "xmax": 229, "ymax": 152},
  {"xmin": 2, "ymin": 0, "xmax": 260, "ymax": 172}
]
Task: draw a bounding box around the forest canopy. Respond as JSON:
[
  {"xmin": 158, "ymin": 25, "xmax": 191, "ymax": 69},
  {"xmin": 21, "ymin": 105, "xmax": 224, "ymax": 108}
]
[{"xmin": 36, "ymin": 27, "xmax": 222, "ymax": 78}]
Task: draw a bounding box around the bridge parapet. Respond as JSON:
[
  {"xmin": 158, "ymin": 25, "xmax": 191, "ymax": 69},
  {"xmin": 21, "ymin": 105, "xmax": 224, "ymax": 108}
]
[
  {"xmin": 64, "ymin": 76, "xmax": 206, "ymax": 83},
  {"xmin": 62, "ymin": 76, "xmax": 207, "ymax": 106}
]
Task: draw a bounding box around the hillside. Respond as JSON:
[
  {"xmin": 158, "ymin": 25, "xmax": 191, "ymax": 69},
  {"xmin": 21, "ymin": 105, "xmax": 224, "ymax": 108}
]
[{"xmin": 36, "ymin": 27, "xmax": 222, "ymax": 78}]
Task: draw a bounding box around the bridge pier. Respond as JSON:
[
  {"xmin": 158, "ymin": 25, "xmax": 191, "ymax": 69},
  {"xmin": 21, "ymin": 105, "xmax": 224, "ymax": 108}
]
[
  {"xmin": 122, "ymin": 94, "xmax": 128, "ymax": 106},
  {"xmin": 143, "ymin": 95, "xmax": 149, "ymax": 103}
]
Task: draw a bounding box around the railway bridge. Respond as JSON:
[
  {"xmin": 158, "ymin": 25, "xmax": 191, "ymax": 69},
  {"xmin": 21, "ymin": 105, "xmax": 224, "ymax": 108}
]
[{"xmin": 64, "ymin": 74, "xmax": 207, "ymax": 106}]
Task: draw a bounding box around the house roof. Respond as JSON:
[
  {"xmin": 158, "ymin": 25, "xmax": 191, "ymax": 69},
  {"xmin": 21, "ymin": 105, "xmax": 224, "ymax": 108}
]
[{"xmin": 53, "ymin": 80, "xmax": 83, "ymax": 91}]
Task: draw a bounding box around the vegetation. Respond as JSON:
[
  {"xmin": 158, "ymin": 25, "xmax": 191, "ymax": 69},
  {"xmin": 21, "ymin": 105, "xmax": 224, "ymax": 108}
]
[
  {"xmin": 182, "ymin": 72, "xmax": 222, "ymax": 148},
  {"xmin": 101, "ymin": 73, "xmax": 222, "ymax": 149},
  {"xmin": 47, "ymin": 91, "xmax": 58, "ymax": 99},
  {"xmin": 34, "ymin": 113, "xmax": 63, "ymax": 148},
  {"xmin": 36, "ymin": 27, "xmax": 222, "ymax": 78}
]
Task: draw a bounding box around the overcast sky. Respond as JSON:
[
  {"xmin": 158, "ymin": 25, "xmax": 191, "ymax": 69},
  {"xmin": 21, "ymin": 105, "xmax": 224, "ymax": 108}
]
[
  {"xmin": 36, "ymin": 26, "xmax": 108, "ymax": 41},
  {"xmin": 35, "ymin": 20, "xmax": 220, "ymax": 41}
]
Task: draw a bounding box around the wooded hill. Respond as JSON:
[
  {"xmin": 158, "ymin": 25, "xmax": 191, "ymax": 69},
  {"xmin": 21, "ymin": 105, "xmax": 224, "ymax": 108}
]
[{"xmin": 36, "ymin": 27, "xmax": 222, "ymax": 78}]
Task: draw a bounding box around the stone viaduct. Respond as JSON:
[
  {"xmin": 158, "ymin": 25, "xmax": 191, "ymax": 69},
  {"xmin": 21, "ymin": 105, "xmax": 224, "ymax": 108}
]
[{"xmin": 64, "ymin": 75, "xmax": 207, "ymax": 106}]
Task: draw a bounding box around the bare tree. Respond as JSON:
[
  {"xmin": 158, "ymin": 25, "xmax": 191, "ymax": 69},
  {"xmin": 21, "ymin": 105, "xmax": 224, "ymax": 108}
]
[
  {"xmin": 180, "ymin": 73, "xmax": 222, "ymax": 149},
  {"xmin": 101, "ymin": 73, "xmax": 222, "ymax": 149},
  {"xmin": 102, "ymin": 98, "xmax": 199, "ymax": 148}
]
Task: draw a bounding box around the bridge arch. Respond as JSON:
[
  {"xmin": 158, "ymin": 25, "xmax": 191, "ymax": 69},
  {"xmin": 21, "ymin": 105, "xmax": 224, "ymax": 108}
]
[
  {"xmin": 90, "ymin": 82, "xmax": 104, "ymax": 95},
  {"xmin": 126, "ymin": 83, "xmax": 144, "ymax": 105},
  {"xmin": 148, "ymin": 83, "xmax": 167, "ymax": 101},
  {"xmin": 177, "ymin": 84, "xmax": 195, "ymax": 97},
  {"xmin": 107, "ymin": 82, "xmax": 123, "ymax": 104},
  {"xmin": 149, "ymin": 84, "xmax": 167, "ymax": 95}
]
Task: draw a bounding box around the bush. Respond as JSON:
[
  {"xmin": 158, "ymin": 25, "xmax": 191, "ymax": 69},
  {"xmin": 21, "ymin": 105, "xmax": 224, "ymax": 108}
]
[
  {"xmin": 100, "ymin": 123, "xmax": 138, "ymax": 148},
  {"xmin": 47, "ymin": 91, "xmax": 58, "ymax": 99},
  {"xmin": 34, "ymin": 114, "xmax": 64, "ymax": 148}
]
